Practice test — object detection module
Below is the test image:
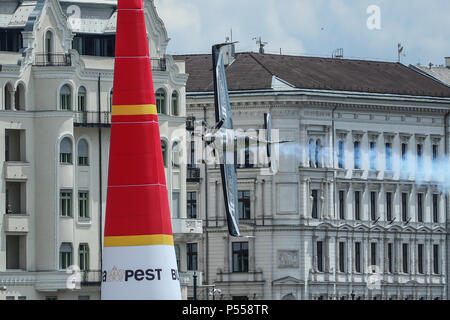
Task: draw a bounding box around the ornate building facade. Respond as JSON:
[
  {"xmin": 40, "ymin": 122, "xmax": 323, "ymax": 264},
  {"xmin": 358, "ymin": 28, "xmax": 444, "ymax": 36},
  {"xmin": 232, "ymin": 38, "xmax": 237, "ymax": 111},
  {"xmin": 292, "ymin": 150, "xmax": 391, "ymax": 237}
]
[
  {"xmin": 0, "ymin": 0, "xmax": 199, "ymax": 300},
  {"xmin": 176, "ymin": 48, "xmax": 450, "ymax": 300}
]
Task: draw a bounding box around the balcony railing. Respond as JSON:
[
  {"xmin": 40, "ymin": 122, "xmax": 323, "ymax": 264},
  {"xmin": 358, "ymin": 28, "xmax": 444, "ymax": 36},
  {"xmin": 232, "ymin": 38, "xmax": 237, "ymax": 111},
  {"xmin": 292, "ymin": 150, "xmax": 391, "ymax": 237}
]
[
  {"xmin": 187, "ymin": 166, "xmax": 201, "ymax": 182},
  {"xmin": 81, "ymin": 270, "xmax": 102, "ymax": 286},
  {"xmin": 151, "ymin": 58, "xmax": 166, "ymax": 71},
  {"xmin": 74, "ymin": 111, "xmax": 111, "ymax": 126},
  {"xmin": 34, "ymin": 53, "xmax": 72, "ymax": 67}
]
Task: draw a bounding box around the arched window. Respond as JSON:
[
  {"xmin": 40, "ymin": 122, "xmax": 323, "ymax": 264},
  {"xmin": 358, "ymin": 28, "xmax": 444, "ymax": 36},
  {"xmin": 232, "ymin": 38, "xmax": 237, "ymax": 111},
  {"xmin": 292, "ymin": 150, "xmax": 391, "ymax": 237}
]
[
  {"xmin": 156, "ymin": 89, "xmax": 166, "ymax": 114},
  {"xmin": 171, "ymin": 91, "xmax": 179, "ymax": 116},
  {"xmin": 309, "ymin": 139, "xmax": 315, "ymax": 168},
  {"xmin": 45, "ymin": 30, "xmax": 54, "ymax": 63},
  {"xmin": 315, "ymin": 140, "xmax": 322, "ymax": 168},
  {"xmin": 78, "ymin": 139, "xmax": 89, "ymax": 166},
  {"xmin": 60, "ymin": 84, "xmax": 72, "ymax": 110},
  {"xmin": 161, "ymin": 140, "xmax": 168, "ymax": 167},
  {"xmin": 4, "ymin": 83, "xmax": 13, "ymax": 110},
  {"xmin": 78, "ymin": 86, "xmax": 87, "ymax": 111},
  {"xmin": 60, "ymin": 137, "xmax": 73, "ymax": 164},
  {"xmin": 15, "ymin": 83, "xmax": 25, "ymax": 110},
  {"xmin": 172, "ymin": 141, "xmax": 181, "ymax": 168}
]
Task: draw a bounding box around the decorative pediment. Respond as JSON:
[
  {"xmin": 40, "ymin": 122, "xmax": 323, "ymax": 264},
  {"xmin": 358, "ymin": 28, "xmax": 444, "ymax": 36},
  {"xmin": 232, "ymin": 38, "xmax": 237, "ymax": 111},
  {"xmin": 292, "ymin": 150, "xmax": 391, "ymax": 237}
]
[
  {"xmin": 352, "ymin": 130, "xmax": 365, "ymax": 142},
  {"xmin": 368, "ymin": 131, "xmax": 380, "ymax": 141},
  {"xmin": 272, "ymin": 276, "xmax": 304, "ymax": 285},
  {"xmin": 399, "ymin": 133, "xmax": 412, "ymax": 143},
  {"xmin": 415, "ymin": 134, "xmax": 427, "ymax": 143},
  {"xmin": 383, "ymin": 132, "xmax": 396, "ymax": 143},
  {"xmin": 430, "ymin": 134, "xmax": 443, "ymax": 144}
]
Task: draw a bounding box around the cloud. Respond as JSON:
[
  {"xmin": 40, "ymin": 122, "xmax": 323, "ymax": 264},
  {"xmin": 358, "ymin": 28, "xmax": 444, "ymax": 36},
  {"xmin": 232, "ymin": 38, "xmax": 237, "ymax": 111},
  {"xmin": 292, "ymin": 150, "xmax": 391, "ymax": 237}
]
[{"xmin": 154, "ymin": 0, "xmax": 450, "ymax": 65}]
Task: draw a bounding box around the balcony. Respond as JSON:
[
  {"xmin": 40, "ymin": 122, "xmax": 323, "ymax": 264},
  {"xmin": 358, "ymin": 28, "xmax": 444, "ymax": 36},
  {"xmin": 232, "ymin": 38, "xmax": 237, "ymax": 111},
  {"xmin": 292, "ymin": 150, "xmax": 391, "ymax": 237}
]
[
  {"xmin": 4, "ymin": 162, "xmax": 30, "ymax": 181},
  {"xmin": 81, "ymin": 270, "xmax": 102, "ymax": 286},
  {"xmin": 187, "ymin": 166, "xmax": 201, "ymax": 182},
  {"xmin": 3, "ymin": 214, "xmax": 29, "ymax": 233},
  {"xmin": 74, "ymin": 111, "xmax": 111, "ymax": 127},
  {"xmin": 34, "ymin": 53, "xmax": 72, "ymax": 67},
  {"xmin": 151, "ymin": 58, "xmax": 167, "ymax": 71},
  {"xmin": 179, "ymin": 271, "xmax": 203, "ymax": 287}
]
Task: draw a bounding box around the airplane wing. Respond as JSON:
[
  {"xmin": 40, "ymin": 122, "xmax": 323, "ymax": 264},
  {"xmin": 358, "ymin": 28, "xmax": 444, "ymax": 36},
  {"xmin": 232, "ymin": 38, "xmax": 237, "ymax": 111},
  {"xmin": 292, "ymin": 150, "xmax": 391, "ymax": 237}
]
[{"xmin": 212, "ymin": 44, "xmax": 240, "ymax": 237}]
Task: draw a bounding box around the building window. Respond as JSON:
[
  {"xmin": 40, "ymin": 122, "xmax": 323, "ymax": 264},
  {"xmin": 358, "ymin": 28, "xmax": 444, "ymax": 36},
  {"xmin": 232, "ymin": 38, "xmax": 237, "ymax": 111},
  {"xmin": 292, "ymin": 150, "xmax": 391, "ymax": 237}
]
[
  {"xmin": 386, "ymin": 192, "xmax": 393, "ymax": 222},
  {"xmin": 370, "ymin": 243, "xmax": 377, "ymax": 266},
  {"xmin": 402, "ymin": 193, "xmax": 408, "ymax": 222},
  {"xmin": 338, "ymin": 242, "xmax": 345, "ymax": 272},
  {"xmin": 0, "ymin": 29, "xmax": 23, "ymax": 52},
  {"xmin": 78, "ymin": 139, "xmax": 89, "ymax": 166},
  {"xmin": 172, "ymin": 191, "xmax": 180, "ymax": 219},
  {"xmin": 401, "ymin": 143, "xmax": 408, "ymax": 172},
  {"xmin": 370, "ymin": 141, "xmax": 376, "ymax": 170},
  {"xmin": 232, "ymin": 242, "xmax": 249, "ymax": 273},
  {"xmin": 161, "ymin": 140, "xmax": 167, "ymax": 167},
  {"xmin": 60, "ymin": 190, "xmax": 73, "ymax": 217},
  {"xmin": 317, "ymin": 241, "xmax": 323, "ymax": 272},
  {"xmin": 156, "ymin": 89, "xmax": 166, "ymax": 114},
  {"xmin": 238, "ymin": 191, "xmax": 251, "ymax": 220},
  {"xmin": 187, "ymin": 192, "xmax": 197, "ymax": 219},
  {"xmin": 339, "ymin": 190, "xmax": 345, "ymax": 220},
  {"xmin": 78, "ymin": 86, "xmax": 87, "ymax": 111},
  {"xmin": 385, "ymin": 143, "xmax": 392, "ymax": 171},
  {"xmin": 402, "ymin": 244, "xmax": 409, "ymax": 274},
  {"xmin": 315, "ymin": 140, "xmax": 322, "ymax": 168},
  {"xmin": 354, "ymin": 141, "xmax": 360, "ymax": 169},
  {"xmin": 338, "ymin": 140, "xmax": 344, "ymax": 169},
  {"xmin": 433, "ymin": 194, "xmax": 439, "ymax": 223},
  {"xmin": 370, "ymin": 192, "xmax": 377, "ymax": 221},
  {"xmin": 432, "ymin": 145, "xmax": 439, "ymax": 171},
  {"xmin": 172, "ymin": 142, "xmax": 181, "ymax": 168},
  {"xmin": 433, "ymin": 244, "xmax": 440, "ymax": 274},
  {"xmin": 186, "ymin": 243, "xmax": 198, "ymax": 271},
  {"xmin": 387, "ymin": 243, "xmax": 393, "ymax": 273},
  {"xmin": 416, "ymin": 144, "xmax": 423, "ymax": 172},
  {"xmin": 355, "ymin": 242, "xmax": 361, "ymax": 273},
  {"xmin": 109, "ymin": 89, "xmax": 113, "ymax": 112},
  {"xmin": 78, "ymin": 296, "xmax": 90, "ymax": 300},
  {"xmin": 311, "ymin": 190, "xmax": 319, "ymax": 219},
  {"xmin": 417, "ymin": 193, "xmax": 424, "ymax": 223},
  {"xmin": 417, "ymin": 244, "xmax": 424, "ymax": 274},
  {"xmin": 354, "ymin": 191, "xmax": 361, "ymax": 220},
  {"xmin": 309, "ymin": 140, "xmax": 315, "ymax": 168},
  {"xmin": 45, "ymin": 30, "xmax": 54, "ymax": 60},
  {"xmin": 79, "ymin": 244, "xmax": 89, "ymax": 271},
  {"xmin": 72, "ymin": 34, "xmax": 115, "ymax": 57},
  {"xmin": 60, "ymin": 243, "xmax": 73, "ymax": 270},
  {"xmin": 60, "ymin": 84, "xmax": 72, "ymax": 110},
  {"xmin": 78, "ymin": 191, "xmax": 89, "ymax": 219},
  {"xmin": 174, "ymin": 245, "xmax": 180, "ymax": 270},
  {"xmin": 171, "ymin": 91, "xmax": 179, "ymax": 116},
  {"xmin": 60, "ymin": 137, "xmax": 73, "ymax": 164}
]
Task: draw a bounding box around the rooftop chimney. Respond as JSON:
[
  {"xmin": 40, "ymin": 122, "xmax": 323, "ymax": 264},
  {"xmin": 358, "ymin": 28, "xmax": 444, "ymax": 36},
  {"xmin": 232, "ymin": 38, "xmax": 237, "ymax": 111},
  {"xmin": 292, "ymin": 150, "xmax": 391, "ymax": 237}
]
[{"xmin": 445, "ymin": 57, "xmax": 450, "ymax": 68}]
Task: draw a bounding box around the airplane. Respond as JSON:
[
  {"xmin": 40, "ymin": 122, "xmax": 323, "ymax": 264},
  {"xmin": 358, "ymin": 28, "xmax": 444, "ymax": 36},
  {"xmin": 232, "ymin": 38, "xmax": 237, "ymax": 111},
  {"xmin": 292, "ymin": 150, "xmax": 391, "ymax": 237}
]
[{"xmin": 196, "ymin": 43, "xmax": 291, "ymax": 237}]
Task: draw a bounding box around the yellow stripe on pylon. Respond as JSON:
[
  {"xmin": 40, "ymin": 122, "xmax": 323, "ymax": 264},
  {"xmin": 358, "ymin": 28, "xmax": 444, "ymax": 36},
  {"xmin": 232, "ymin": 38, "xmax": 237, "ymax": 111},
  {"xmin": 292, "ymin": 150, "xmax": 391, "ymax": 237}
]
[
  {"xmin": 112, "ymin": 104, "xmax": 158, "ymax": 116},
  {"xmin": 104, "ymin": 234, "xmax": 174, "ymax": 247}
]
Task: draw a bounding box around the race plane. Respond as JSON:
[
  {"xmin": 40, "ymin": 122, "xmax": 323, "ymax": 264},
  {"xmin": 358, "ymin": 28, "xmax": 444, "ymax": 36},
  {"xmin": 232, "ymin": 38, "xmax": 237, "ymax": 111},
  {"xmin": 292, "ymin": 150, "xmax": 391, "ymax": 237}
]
[{"xmin": 198, "ymin": 43, "xmax": 291, "ymax": 237}]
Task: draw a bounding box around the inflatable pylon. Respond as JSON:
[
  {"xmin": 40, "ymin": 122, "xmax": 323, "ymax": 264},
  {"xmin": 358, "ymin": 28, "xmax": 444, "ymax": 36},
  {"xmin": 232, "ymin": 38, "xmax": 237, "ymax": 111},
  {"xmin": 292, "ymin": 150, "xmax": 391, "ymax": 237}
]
[{"xmin": 101, "ymin": 0, "xmax": 181, "ymax": 300}]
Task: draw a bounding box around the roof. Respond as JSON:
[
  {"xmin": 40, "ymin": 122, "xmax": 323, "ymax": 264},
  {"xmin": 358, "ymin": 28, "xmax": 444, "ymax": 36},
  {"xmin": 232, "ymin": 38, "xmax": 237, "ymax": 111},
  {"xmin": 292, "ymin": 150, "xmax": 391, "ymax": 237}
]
[
  {"xmin": 413, "ymin": 65, "xmax": 450, "ymax": 87},
  {"xmin": 174, "ymin": 52, "xmax": 450, "ymax": 97}
]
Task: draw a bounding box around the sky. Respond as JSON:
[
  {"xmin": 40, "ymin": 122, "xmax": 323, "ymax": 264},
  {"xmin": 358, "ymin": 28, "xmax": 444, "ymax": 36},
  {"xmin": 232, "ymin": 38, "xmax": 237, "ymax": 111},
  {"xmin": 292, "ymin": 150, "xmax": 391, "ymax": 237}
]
[{"xmin": 153, "ymin": 0, "xmax": 450, "ymax": 66}]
